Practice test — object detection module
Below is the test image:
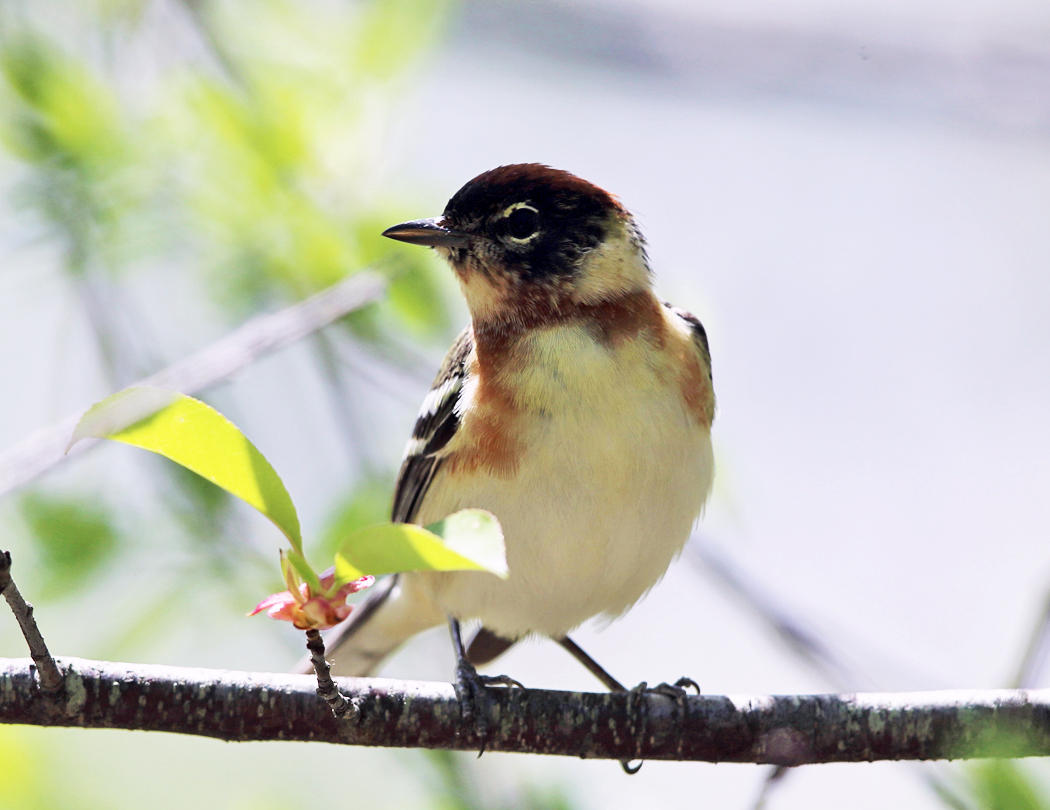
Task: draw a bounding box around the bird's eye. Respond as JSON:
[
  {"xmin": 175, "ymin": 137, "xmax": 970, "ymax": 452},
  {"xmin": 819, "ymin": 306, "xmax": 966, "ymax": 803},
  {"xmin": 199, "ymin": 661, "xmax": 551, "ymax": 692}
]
[{"xmin": 503, "ymin": 205, "xmax": 540, "ymax": 241}]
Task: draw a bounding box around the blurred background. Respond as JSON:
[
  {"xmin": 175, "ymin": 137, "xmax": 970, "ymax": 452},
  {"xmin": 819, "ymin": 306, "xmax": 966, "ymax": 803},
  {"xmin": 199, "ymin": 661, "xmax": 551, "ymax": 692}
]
[{"xmin": 1, "ymin": 0, "xmax": 1049, "ymax": 807}]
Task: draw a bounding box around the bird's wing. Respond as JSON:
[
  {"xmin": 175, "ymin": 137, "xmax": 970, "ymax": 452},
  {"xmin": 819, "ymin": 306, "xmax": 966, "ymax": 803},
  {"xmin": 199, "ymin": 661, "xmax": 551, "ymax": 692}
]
[
  {"xmin": 390, "ymin": 328, "xmax": 522, "ymax": 663},
  {"xmin": 391, "ymin": 326, "xmax": 474, "ymax": 523}
]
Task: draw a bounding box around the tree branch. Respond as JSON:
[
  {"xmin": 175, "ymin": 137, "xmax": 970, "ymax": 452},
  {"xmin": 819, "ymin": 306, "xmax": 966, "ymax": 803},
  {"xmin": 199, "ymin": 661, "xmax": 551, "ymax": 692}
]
[
  {"xmin": 1, "ymin": 657, "xmax": 1047, "ymax": 764},
  {"xmin": 0, "ymin": 270, "xmax": 386, "ymax": 496}
]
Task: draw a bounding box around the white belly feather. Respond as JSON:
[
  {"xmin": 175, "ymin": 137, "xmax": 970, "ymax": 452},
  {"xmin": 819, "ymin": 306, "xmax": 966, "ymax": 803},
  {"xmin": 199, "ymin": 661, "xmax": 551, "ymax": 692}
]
[{"xmin": 413, "ymin": 320, "xmax": 714, "ymax": 639}]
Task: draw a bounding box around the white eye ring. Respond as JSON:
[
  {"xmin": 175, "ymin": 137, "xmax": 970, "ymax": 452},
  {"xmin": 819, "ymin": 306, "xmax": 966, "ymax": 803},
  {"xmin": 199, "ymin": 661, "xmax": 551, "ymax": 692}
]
[{"xmin": 500, "ymin": 202, "xmax": 541, "ymax": 243}]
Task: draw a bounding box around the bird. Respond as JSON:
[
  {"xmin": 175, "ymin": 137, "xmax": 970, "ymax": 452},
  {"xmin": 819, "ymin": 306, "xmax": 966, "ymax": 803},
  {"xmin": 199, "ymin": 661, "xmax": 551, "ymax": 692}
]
[{"xmin": 323, "ymin": 163, "xmax": 715, "ymax": 702}]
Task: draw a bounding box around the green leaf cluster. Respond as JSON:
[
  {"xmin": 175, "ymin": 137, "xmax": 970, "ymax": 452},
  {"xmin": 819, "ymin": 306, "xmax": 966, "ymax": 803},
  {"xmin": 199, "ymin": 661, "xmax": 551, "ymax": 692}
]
[{"xmin": 0, "ymin": 0, "xmax": 456, "ymax": 336}]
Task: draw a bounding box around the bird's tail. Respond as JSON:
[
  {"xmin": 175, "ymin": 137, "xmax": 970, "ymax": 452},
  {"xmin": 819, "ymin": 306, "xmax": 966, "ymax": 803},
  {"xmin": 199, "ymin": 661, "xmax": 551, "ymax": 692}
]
[{"xmin": 301, "ymin": 574, "xmax": 445, "ymax": 677}]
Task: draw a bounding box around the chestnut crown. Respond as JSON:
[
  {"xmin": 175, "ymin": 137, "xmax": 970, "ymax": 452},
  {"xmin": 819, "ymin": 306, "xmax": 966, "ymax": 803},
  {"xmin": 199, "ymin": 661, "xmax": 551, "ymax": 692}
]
[{"xmin": 384, "ymin": 164, "xmax": 641, "ymax": 285}]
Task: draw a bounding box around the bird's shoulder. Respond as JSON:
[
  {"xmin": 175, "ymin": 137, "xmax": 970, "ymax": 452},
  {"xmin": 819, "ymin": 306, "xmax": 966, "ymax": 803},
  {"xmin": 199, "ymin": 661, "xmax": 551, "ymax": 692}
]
[
  {"xmin": 661, "ymin": 301, "xmax": 712, "ymax": 383},
  {"xmin": 659, "ymin": 301, "xmax": 715, "ymax": 426}
]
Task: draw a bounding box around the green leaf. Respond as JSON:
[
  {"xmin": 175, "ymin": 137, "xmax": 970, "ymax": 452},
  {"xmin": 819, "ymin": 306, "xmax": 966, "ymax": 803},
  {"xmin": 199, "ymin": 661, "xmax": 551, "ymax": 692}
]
[
  {"xmin": 334, "ymin": 509, "xmax": 507, "ymax": 584},
  {"xmin": 69, "ymin": 386, "xmax": 302, "ymax": 552},
  {"xmin": 424, "ymin": 509, "xmax": 508, "ymax": 577}
]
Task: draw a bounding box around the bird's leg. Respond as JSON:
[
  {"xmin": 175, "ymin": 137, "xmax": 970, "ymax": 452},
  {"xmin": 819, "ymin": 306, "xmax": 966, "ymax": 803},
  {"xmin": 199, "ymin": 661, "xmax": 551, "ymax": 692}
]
[
  {"xmin": 557, "ymin": 635, "xmax": 700, "ymax": 774},
  {"xmin": 558, "ymin": 634, "xmax": 700, "ymax": 698},
  {"xmin": 557, "ymin": 635, "xmax": 628, "ymax": 691},
  {"xmin": 449, "ymin": 617, "xmax": 523, "ymax": 753}
]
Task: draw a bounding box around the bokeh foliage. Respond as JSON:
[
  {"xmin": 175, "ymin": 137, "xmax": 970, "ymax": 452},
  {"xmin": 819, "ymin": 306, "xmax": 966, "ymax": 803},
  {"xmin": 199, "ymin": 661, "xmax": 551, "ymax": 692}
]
[
  {"xmin": 930, "ymin": 759, "xmax": 1050, "ymax": 810},
  {"xmin": 0, "ymin": 2, "xmax": 503, "ymax": 807},
  {"xmin": 0, "ymin": 0, "xmax": 457, "ymax": 586},
  {"xmin": 0, "ymin": 0, "xmax": 453, "ymax": 331}
]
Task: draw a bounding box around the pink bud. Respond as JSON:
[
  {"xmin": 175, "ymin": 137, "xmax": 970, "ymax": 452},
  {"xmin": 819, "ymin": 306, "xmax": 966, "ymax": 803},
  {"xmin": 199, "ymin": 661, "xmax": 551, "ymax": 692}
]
[{"xmin": 250, "ymin": 574, "xmax": 375, "ymax": 630}]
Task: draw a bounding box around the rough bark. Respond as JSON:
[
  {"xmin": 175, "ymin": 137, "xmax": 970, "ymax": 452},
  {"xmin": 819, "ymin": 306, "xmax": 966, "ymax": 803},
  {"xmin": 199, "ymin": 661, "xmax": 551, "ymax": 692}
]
[{"xmin": 2, "ymin": 657, "xmax": 1048, "ymax": 764}]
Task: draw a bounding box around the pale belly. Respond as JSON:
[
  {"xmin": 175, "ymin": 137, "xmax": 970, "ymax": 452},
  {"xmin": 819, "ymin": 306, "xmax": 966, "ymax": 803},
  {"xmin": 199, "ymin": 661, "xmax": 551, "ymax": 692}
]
[{"xmin": 414, "ymin": 358, "xmax": 714, "ymax": 639}]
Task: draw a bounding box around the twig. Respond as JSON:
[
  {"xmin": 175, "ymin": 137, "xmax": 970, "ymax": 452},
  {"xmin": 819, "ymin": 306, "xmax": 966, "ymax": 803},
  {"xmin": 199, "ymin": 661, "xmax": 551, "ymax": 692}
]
[
  {"xmin": 0, "ymin": 552, "xmax": 63, "ymax": 693},
  {"xmin": 1, "ymin": 656, "xmax": 1049, "ymax": 763},
  {"xmin": 0, "ymin": 271, "xmax": 386, "ymax": 496},
  {"xmin": 304, "ymin": 629, "xmax": 356, "ymax": 720},
  {"xmin": 311, "ymin": 330, "xmax": 377, "ymax": 476},
  {"xmin": 750, "ymin": 765, "xmax": 789, "ymax": 810},
  {"xmin": 179, "ymin": 0, "xmax": 248, "ymax": 87}
]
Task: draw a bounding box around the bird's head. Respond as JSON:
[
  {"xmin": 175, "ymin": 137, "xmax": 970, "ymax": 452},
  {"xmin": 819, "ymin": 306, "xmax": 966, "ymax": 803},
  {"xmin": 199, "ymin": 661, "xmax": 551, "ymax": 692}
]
[{"xmin": 383, "ymin": 164, "xmax": 651, "ymax": 326}]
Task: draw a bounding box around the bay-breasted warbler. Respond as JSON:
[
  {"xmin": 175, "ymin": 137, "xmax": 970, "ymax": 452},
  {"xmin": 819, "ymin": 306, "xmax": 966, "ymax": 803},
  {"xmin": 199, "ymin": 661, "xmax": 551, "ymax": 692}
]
[{"xmin": 324, "ymin": 164, "xmax": 715, "ymax": 697}]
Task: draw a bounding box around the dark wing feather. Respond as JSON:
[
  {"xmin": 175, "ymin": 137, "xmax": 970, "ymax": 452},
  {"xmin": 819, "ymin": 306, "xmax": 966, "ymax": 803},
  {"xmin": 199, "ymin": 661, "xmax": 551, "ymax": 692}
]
[
  {"xmin": 391, "ymin": 328, "xmax": 519, "ymax": 661},
  {"xmin": 391, "ymin": 327, "xmax": 474, "ymax": 523}
]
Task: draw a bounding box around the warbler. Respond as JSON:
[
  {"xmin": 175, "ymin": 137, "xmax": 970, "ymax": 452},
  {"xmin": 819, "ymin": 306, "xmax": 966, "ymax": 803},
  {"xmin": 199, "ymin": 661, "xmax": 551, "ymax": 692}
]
[{"xmin": 324, "ymin": 164, "xmax": 715, "ymax": 692}]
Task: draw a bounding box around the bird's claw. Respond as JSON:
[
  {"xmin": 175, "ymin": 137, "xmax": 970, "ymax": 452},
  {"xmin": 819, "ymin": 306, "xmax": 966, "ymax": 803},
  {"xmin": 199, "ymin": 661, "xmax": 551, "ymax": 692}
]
[
  {"xmin": 453, "ymin": 658, "xmax": 524, "ymax": 756},
  {"xmin": 620, "ymin": 759, "xmax": 644, "ymax": 775},
  {"xmin": 620, "ymin": 677, "xmax": 701, "ymax": 774},
  {"xmin": 648, "ymin": 676, "xmax": 701, "ymax": 701},
  {"xmin": 629, "ymin": 676, "xmax": 700, "ymax": 702},
  {"xmin": 478, "ymin": 672, "xmax": 526, "ymax": 690}
]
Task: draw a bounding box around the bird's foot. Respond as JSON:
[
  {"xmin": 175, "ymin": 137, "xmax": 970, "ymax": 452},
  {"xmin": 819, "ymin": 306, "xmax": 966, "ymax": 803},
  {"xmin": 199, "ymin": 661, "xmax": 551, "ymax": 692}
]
[
  {"xmin": 628, "ymin": 676, "xmax": 701, "ymax": 715},
  {"xmin": 453, "ymin": 657, "xmax": 524, "ymax": 756},
  {"xmin": 620, "ymin": 678, "xmax": 701, "ymax": 774},
  {"xmin": 638, "ymin": 676, "xmax": 701, "ymax": 702}
]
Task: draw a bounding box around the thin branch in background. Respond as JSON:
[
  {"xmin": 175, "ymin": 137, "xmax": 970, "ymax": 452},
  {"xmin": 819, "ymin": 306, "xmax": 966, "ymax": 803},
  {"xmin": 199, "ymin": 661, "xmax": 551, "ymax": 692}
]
[
  {"xmin": 2, "ymin": 656, "xmax": 1049, "ymax": 763},
  {"xmin": 922, "ymin": 772, "xmax": 978, "ymax": 810},
  {"xmin": 178, "ymin": 0, "xmax": 248, "ymax": 87},
  {"xmin": 332, "ymin": 333, "xmax": 435, "ymax": 408},
  {"xmin": 311, "ymin": 330, "xmax": 379, "ymax": 477},
  {"xmin": 750, "ymin": 765, "xmax": 789, "ymax": 810},
  {"xmin": 688, "ymin": 539, "xmax": 858, "ymax": 690},
  {"xmin": 690, "ymin": 537, "xmax": 933, "ymax": 804},
  {"xmin": 0, "ymin": 551, "xmax": 62, "ymax": 693},
  {"xmin": 693, "ymin": 535, "xmax": 1050, "ymax": 805},
  {"xmin": 353, "ymin": 328, "xmax": 458, "ymax": 381},
  {"xmin": 0, "ymin": 270, "xmax": 386, "ymax": 496}
]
